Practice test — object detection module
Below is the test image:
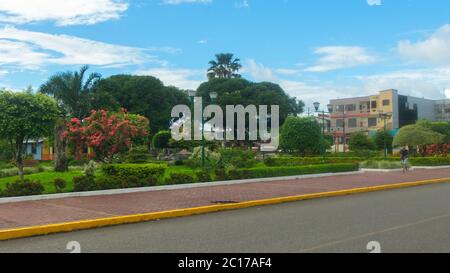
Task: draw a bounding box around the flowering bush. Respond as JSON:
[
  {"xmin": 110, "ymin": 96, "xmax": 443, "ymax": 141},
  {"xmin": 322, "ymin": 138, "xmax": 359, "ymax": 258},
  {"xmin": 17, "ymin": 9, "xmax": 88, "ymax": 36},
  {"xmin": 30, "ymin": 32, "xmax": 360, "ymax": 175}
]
[{"xmin": 63, "ymin": 109, "xmax": 149, "ymax": 162}]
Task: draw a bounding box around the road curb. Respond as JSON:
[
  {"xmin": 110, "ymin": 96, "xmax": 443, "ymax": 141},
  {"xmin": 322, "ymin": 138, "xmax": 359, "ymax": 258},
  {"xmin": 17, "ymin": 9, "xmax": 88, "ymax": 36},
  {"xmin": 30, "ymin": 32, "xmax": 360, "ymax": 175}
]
[{"xmin": 1, "ymin": 176, "xmax": 450, "ymax": 241}]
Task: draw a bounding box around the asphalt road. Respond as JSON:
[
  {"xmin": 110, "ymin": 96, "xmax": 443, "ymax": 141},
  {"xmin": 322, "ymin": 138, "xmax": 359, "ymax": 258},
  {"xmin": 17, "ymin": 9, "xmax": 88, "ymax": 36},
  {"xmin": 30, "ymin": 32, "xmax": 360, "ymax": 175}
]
[{"xmin": 2, "ymin": 183, "xmax": 450, "ymax": 253}]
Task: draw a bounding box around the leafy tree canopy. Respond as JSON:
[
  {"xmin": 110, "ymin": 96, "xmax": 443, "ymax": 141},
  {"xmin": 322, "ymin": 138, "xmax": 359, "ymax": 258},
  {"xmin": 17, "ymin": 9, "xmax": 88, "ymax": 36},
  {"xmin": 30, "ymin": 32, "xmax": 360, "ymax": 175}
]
[
  {"xmin": 348, "ymin": 132, "xmax": 376, "ymax": 151},
  {"xmin": 197, "ymin": 78, "xmax": 304, "ymax": 125},
  {"xmin": 280, "ymin": 116, "xmax": 322, "ymax": 156},
  {"xmin": 40, "ymin": 65, "xmax": 100, "ymax": 119},
  {"xmin": 393, "ymin": 124, "xmax": 445, "ymax": 147},
  {"xmin": 373, "ymin": 130, "xmax": 394, "ymax": 151},
  {"xmin": 0, "ymin": 91, "xmax": 60, "ymax": 179},
  {"xmin": 92, "ymin": 75, "xmax": 190, "ymax": 134},
  {"xmin": 207, "ymin": 53, "xmax": 242, "ymax": 79}
]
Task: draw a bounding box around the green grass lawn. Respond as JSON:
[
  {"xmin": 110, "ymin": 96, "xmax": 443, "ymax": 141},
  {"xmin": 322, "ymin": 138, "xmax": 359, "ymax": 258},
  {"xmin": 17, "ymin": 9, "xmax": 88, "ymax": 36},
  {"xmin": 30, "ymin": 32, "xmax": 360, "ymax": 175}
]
[{"xmin": 0, "ymin": 170, "xmax": 83, "ymax": 194}]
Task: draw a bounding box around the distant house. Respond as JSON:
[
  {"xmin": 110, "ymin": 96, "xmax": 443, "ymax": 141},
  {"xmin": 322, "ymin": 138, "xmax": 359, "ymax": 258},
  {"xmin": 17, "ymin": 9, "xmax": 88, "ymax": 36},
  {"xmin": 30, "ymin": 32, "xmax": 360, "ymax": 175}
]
[{"xmin": 23, "ymin": 139, "xmax": 54, "ymax": 161}]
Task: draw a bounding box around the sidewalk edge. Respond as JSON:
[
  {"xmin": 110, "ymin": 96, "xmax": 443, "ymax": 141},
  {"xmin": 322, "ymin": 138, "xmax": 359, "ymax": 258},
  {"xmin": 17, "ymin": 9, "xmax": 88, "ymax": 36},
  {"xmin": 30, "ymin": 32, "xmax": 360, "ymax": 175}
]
[{"xmin": 1, "ymin": 176, "xmax": 450, "ymax": 241}]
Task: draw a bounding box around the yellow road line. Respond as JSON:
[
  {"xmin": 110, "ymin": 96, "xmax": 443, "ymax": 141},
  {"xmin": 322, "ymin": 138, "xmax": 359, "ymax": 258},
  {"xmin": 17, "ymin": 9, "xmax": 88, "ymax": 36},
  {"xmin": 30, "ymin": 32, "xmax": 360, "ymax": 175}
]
[{"xmin": 1, "ymin": 176, "xmax": 450, "ymax": 241}]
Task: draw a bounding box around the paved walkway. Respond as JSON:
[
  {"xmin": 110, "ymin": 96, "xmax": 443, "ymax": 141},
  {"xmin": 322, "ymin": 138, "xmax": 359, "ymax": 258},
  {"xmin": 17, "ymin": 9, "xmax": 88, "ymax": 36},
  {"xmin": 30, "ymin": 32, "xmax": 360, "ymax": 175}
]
[{"xmin": 0, "ymin": 168, "xmax": 449, "ymax": 230}]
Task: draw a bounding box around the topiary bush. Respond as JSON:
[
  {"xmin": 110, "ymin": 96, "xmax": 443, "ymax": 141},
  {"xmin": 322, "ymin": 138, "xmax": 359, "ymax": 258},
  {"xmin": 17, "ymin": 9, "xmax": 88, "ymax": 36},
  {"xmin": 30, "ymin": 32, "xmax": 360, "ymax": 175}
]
[
  {"xmin": 1, "ymin": 179, "xmax": 45, "ymax": 197},
  {"xmin": 101, "ymin": 164, "xmax": 167, "ymax": 180},
  {"xmin": 53, "ymin": 178, "xmax": 67, "ymax": 193},
  {"xmin": 195, "ymin": 170, "xmax": 212, "ymax": 182},
  {"xmin": 219, "ymin": 149, "xmax": 257, "ymax": 168},
  {"xmin": 264, "ymin": 157, "xmax": 363, "ymax": 167},
  {"xmin": 127, "ymin": 146, "xmax": 151, "ymax": 163},
  {"xmin": 73, "ymin": 175, "xmax": 96, "ymax": 192},
  {"xmin": 166, "ymin": 173, "xmax": 197, "ymax": 185},
  {"xmin": 230, "ymin": 163, "xmax": 359, "ymax": 179}
]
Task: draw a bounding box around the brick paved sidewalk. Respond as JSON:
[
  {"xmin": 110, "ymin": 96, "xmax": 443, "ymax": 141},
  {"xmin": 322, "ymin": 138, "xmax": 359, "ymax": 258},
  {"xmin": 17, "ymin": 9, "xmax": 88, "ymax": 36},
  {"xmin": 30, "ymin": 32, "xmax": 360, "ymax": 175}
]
[{"xmin": 0, "ymin": 168, "xmax": 449, "ymax": 230}]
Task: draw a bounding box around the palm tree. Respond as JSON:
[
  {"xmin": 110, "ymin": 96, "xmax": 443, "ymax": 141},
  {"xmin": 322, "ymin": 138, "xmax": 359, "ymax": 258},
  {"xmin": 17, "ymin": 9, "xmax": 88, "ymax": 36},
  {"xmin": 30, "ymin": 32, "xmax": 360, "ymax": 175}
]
[
  {"xmin": 40, "ymin": 65, "xmax": 101, "ymax": 172},
  {"xmin": 207, "ymin": 53, "xmax": 242, "ymax": 79},
  {"xmin": 40, "ymin": 65, "xmax": 101, "ymax": 120}
]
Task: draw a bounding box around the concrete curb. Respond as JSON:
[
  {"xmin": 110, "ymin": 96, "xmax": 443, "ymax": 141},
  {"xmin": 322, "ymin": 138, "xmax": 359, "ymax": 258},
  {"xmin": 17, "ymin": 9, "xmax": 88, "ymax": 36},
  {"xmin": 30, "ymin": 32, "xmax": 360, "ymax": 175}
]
[
  {"xmin": 1, "ymin": 176, "xmax": 450, "ymax": 241},
  {"xmin": 0, "ymin": 171, "xmax": 364, "ymax": 204}
]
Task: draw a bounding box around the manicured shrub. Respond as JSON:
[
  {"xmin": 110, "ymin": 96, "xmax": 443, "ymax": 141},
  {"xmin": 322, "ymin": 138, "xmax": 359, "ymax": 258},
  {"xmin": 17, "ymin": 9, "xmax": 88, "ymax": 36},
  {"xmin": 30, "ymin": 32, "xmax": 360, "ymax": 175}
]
[
  {"xmin": 227, "ymin": 169, "xmax": 251, "ymax": 180},
  {"xmin": 2, "ymin": 179, "xmax": 45, "ymax": 197},
  {"xmin": 166, "ymin": 173, "xmax": 197, "ymax": 185},
  {"xmin": 231, "ymin": 163, "xmax": 359, "ymax": 179},
  {"xmin": 219, "ymin": 149, "xmax": 257, "ymax": 168},
  {"xmin": 73, "ymin": 175, "xmax": 96, "ymax": 192},
  {"xmin": 215, "ymin": 169, "xmax": 227, "ymax": 181},
  {"xmin": 359, "ymin": 160, "xmax": 402, "ymax": 169},
  {"xmin": 95, "ymin": 176, "xmax": 122, "ymax": 190},
  {"xmin": 53, "ymin": 178, "xmax": 67, "ymax": 193},
  {"xmin": 264, "ymin": 157, "xmax": 363, "ymax": 167},
  {"xmin": 410, "ymin": 156, "xmax": 450, "ymax": 166},
  {"xmin": 101, "ymin": 164, "xmax": 167, "ymax": 180},
  {"xmin": 127, "ymin": 146, "xmax": 151, "ymax": 163},
  {"xmin": 196, "ymin": 170, "xmax": 212, "ymax": 182},
  {"xmin": 121, "ymin": 176, "xmax": 146, "ymax": 188}
]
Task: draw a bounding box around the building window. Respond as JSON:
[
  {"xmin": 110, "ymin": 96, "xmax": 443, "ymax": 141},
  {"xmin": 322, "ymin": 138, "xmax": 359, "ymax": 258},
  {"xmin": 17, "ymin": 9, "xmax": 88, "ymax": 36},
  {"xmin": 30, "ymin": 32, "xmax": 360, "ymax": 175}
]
[
  {"xmin": 368, "ymin": 118, "xmax": 377, "ymax": 127},
  {"xmin": 348, "ymin": 118, "xmax": 357, "ymax": 128},
  {"xmin": 345, "ymin": 104, "xmax": 356, "ymax": 112},
  {"xmin": 371, "ymin": 101, "xmax": 377, "ymax": 109},
  {"xmin": 336, "ymin": 119, "xmax": 345, "ymax": 128},
  {"xmin": 383, "ymin": 99, "xmax": 390, "ymax": 106},
  {"xmin": 337, "ymin": 105, "xmax": 345, "ymax": 112}
]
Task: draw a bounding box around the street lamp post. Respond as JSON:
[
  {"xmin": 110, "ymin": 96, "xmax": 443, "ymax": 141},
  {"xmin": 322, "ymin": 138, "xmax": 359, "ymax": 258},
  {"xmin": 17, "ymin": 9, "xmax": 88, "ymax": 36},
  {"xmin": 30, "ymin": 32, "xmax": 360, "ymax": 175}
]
[
  {"xmin": 378, "ymin": 111, "xmax": 392, "ymax": 161},
  {"xmin": 188, "ymin": 90, "xmax": 218, "ymax": 168},
  {"xmin": 313, "ymin": 102, "xmax": 333, "ymax": 159}
]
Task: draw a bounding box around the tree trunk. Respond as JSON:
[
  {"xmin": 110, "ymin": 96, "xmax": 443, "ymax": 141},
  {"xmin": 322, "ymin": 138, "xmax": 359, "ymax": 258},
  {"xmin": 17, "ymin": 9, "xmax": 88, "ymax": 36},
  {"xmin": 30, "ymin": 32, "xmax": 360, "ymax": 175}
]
[
  {"xmin": 15, "ymin": 141, "xmax": 24, "ymax": 182},
  {"xmin": 55, "ymin": 119, "xmax": 69, "ymax": 172}
]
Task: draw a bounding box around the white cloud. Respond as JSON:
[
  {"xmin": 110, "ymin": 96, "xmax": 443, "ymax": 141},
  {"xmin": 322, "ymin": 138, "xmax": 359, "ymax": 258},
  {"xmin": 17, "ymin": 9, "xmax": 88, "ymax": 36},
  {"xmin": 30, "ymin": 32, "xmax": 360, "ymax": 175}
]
[
  {"xmin": 367, "ymin": 0, "xmax": 381, "ymax": 6},
  {"xmin": 135, "ymin": 68, "xmax": 206, "ymax": 90},
  {"xmin": 0, "ymin": 26, "xmax": 162, "ymax": 69},
  {"xmin": 0, "ymin": 0, "xmax": 129, "ymax": 26},
  {"xmin": 358, "ymin": 67, "xmax": 450, "ymax": 99},
  {"xmin": 162, "ymin": 0, "xmax": 212, "ymax": 5},
  {"xmin": 304, "ymin": 46, "xmax": 378, "ymax": 72},
  {"xmin": 235, "ymin": 0, "xmax": 249, "ymax": 8},
  {"xmin": 243, "ymin": 59, "xmax": 278, "ymax": 82},
  {"xmin": 397, "ymin": 24, "xmax": 450, "ymax": 66}
]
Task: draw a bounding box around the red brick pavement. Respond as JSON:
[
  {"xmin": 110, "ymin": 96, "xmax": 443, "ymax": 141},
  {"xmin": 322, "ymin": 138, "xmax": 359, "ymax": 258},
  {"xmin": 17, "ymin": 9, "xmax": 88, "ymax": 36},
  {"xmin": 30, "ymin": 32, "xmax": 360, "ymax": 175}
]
[{"xmin": 0, "ymin": 168, "xmax": 449, "ymax": 230}]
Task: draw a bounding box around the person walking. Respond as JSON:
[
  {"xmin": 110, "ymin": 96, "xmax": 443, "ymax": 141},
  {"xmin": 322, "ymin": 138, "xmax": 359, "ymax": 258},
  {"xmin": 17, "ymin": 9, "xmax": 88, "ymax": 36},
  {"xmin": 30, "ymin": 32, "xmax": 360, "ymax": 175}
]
[{"xmin": 400, "ymin": 147, "xmax": 410, "ymax": 173}]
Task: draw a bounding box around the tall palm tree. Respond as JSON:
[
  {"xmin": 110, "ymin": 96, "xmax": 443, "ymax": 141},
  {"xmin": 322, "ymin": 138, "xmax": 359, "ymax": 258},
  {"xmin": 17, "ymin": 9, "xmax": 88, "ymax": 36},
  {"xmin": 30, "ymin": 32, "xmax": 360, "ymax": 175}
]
[
  {"xmin": 40, "ymin": 65, "xmax": 101, "ymax": 120},
  {"xmin": 39, "ymin": 65, "xmax": 101, "ymax": 172},
  {"xmin": 207, "ymin": 53, "xmax": 242, "ymax": 79}
]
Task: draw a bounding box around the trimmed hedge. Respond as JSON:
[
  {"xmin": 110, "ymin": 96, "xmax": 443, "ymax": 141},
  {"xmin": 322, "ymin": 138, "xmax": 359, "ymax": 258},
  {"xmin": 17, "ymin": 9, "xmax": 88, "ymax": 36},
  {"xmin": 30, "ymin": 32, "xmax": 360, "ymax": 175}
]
[
  {"xmin": 0, "ymin": 179, "xmax": 45, "ymax": 197},
  {"xmin": 101, "ymin": 164, "xmax": 167, "ymax": 180},
  {"xmin": 264, "ymin": 157, "xmax": 363, "ymax": 167},
  {"xmin": 373, "ymin": 156, "xmax": 450, "ymax": 166},
  {"xmin": 410, "ymin": 157, "xmax": 450, "ymax": 166},
  {"xmin": 166, "ymin": 173, "xmax": 196, "ymax": 185},
  {"xmin": 228, "ymin": 163, "xmax": 359, "ymax": 180}
]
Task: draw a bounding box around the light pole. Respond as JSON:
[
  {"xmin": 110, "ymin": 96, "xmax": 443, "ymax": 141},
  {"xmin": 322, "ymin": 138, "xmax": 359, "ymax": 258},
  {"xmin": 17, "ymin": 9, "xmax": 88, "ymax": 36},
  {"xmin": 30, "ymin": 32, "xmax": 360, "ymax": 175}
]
[
  {"xmin": 313, "ymin": 102, "xmax": 333, "ymax": 159},
  {"xmin": 188, "ymin": 91, "xmax": 218, "ymax": 168},
  {"xmin": 378, "ymin": 111, "xmax": 392, "ymax": 160}
]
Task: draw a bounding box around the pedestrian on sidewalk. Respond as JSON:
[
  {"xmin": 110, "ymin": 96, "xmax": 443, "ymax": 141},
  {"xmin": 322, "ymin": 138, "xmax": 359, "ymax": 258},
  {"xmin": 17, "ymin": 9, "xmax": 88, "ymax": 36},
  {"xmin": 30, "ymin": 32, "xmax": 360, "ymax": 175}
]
[{"xmin": 400, "ymin": 147, "xmax": 410, "ymax": 173}]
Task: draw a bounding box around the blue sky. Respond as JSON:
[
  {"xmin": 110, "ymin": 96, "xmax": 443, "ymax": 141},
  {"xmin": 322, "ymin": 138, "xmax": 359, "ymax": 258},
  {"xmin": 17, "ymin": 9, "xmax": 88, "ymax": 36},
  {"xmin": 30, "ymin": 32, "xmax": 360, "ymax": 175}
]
[{"xmin": 1, "ymin": 0, "xmax": 450, "ymax": 107}]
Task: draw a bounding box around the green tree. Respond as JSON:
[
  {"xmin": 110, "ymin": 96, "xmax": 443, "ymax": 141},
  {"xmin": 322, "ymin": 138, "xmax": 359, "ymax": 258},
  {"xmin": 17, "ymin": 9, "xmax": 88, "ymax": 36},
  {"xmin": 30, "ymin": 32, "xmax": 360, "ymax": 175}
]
[
  {"xmin": 39, "ymin": 65, "xmax": 101, "ymax": 119},
  {"xmin": 348, "ymin": 132, "xmax": 376, "ymax": 151},
  {"xmin": 0, "ymin": 91, "xmax": 60, "ymax": 181},
  {"xmin": 207, "ymin": 53, "xmax": 242, "ymax": 79},
  {"xmin": 417, "ymin": 120, "xmax": 450, "ymax": 142},
  {"xmin": 373, "ymin": 130, "xmax": 394, "ymax": 152},
  {"xmin": 393, "ymin": 124, "xmax": 444, "ymax": 155},
  {"xmin": 93, "ymin": 75, "xmax": 190, "ymax": 134},
  {"xmin": 197, "ymin": 78, "xmax": 303, "ymax": 125},
  {"xmin": 280, "ymin": 117, "xmax": 322, "ymax": 156},
  {"xmin": 152, "ymin": 131, "xmax": 172, "ymax": 150}
]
